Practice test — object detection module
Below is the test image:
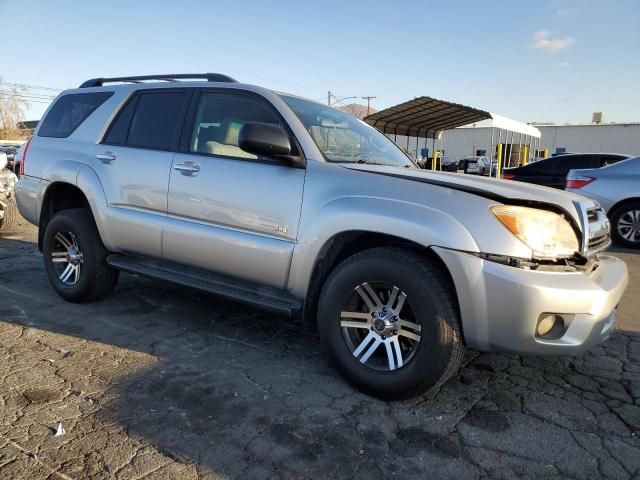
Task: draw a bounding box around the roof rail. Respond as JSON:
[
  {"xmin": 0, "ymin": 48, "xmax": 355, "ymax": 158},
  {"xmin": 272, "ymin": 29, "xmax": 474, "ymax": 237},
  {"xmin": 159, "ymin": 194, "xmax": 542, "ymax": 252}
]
[{"xmin": 79, "ymin": 73, "xmax": 238, "ymax": 88}]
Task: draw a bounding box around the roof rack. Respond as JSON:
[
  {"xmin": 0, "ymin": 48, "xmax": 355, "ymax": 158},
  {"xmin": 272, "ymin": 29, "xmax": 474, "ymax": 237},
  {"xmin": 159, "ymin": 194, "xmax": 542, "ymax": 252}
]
[{"xmin": 79, "ymin": 73, "xmax": 238, "ymax": 88}]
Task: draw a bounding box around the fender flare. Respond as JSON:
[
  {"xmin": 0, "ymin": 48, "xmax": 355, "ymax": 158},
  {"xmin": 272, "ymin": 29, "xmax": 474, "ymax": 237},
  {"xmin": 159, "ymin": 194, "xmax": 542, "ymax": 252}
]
[
  {"xmin": 37, "ymin": 161, "xmax": 115, "ymax": 251},
  {"xmin": 287, "ymin": 196, "xmax": 480, "ymax": 298}
]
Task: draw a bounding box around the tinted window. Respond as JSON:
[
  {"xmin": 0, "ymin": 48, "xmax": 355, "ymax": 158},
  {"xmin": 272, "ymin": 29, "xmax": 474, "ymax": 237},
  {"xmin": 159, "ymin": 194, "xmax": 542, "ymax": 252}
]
[
  {"xmin": 190, "ymin": 92, "xmax": 286, "ymax": 160},
  {"xmin": 127, "ymin": 92, "xmax": 188, "ymax": 150},
  {"xmin": 103, "ymin": 96, "xmax": 139, "ymax": 145},
  {"xmin": 554, "ymin": 155, "xmax": 599, "ymax": 173},
  {"xmin": 527, "ymin": 157, "xmax": 558, "ymax": 173},
  {"xmin": 601, "ymin": 155, "xmax": 627, "ymax": 167},
  {"xmin": 38, "ymin": 92, "xmax": 113, "ymax": 138}
]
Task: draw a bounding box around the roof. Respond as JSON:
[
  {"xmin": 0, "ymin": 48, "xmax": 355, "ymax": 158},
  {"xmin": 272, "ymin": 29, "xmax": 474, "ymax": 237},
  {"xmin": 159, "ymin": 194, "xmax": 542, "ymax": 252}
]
[{"xmin": 364, "ymin": 96, "xmax": 540, "ymax": 138}]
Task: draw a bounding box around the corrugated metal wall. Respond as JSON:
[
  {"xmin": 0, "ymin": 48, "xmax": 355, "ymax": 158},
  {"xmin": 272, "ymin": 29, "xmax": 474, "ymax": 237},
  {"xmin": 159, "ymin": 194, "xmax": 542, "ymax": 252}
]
[{"xmin": 391, "ymin": 123, "xmax": 640, "ymax": 163}]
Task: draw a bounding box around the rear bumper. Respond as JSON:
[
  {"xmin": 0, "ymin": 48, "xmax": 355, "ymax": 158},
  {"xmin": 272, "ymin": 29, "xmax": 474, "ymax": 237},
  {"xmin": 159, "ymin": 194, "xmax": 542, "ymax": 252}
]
[
  {"xmin": 14, "ymin": 175, "xmax": 41, "ymax": 225},
  {"xmin": 433, "ymin": 247, "xmax": 628, "ymax": 355}
]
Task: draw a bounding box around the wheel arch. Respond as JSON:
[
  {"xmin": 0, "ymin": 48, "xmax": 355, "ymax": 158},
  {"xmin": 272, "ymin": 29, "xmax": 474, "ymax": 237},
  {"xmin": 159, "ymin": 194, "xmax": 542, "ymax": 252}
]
[
  {"xmin": 608, "ymin": 197, "xmax": 640, "ymax": 218},
  {"xmin": 37, "ymin": 164, "xmax": 112, "ymax": 252},
  {"xmin": 300, "ymin": 230, "xmax": 460, "ymax": 326},
  {"xmin": 38, "ymin": 181, "xmax": 91, "ymax": 251}
]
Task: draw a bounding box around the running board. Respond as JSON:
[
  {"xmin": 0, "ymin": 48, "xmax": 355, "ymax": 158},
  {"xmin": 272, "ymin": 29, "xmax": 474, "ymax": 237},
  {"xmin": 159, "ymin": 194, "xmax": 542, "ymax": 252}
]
[{"xmin": 107, "ymin": 254, "xmax": 302, "ymax": 316}]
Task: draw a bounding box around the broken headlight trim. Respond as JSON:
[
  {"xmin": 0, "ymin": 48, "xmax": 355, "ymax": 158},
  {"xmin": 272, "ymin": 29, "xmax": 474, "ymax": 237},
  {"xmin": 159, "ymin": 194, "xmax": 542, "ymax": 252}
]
[{"xmin": 491, "ymin": 205, "xmax": 579, "ymax": 260}]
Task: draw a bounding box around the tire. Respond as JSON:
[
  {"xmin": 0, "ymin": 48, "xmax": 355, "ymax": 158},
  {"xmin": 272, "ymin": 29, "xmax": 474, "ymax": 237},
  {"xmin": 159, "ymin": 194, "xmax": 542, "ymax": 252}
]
[
  {"xmin": 610, "ymin": 201, "xmax": 640, "ymax": 249},
  {"xmin": 42, "ymin": 208, "xmax": 119, "ymax": 302},
  {"xmin": 0, "ymin": 196, "xmax": 17, "ymax": 233},
  {"xmin": 317, "ymin": 247, "xmax": 465, "ymax": 400}
]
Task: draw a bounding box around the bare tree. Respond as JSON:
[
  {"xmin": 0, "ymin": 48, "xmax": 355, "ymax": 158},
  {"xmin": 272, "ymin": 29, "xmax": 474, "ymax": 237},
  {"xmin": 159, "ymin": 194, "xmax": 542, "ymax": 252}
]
[{"xmin": 0, "ymin": 77, "xmax": 30, "ymax": 140}]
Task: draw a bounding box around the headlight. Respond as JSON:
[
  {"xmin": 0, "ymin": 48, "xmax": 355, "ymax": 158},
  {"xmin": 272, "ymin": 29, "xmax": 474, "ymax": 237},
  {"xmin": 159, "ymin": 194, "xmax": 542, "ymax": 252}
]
[{"xmin": 491, "ymin": 205, "xmax": 579, "ymax": 259}]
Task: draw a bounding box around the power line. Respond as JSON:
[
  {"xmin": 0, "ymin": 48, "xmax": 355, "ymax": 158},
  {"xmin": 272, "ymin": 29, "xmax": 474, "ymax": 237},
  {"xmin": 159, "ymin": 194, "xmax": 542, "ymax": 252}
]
[
  {"xmin": 0, "ymin": 93, "xmax": 53, "ymax": 104},
  {"xmin": 0, "ymin": 90, "xmax": 56, "ymax": 101},
  {"xmin": 0, "ymin": 81, "xmax": 63, "ymax": 92},
  {"xmin": 361, "ymin": 96, "xmax": 377, "ymax": 115},
  {"xmin": 0, "ymin": 92, "xmax": 56, "ymax": 102}
]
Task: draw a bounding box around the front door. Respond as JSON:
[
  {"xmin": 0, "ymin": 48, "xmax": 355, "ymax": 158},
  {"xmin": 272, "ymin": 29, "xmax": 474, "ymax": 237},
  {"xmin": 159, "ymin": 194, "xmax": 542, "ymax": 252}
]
[{"xmin": 164, "ymin": 91, "xmax": 305, "ymax": 289}]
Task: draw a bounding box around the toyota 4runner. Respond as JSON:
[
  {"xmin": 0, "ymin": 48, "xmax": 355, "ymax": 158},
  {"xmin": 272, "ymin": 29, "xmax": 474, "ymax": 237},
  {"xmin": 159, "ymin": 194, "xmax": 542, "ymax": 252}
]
[{"xmin": 15, "ymin": 73, "xmax": 629, "ymax": 399}]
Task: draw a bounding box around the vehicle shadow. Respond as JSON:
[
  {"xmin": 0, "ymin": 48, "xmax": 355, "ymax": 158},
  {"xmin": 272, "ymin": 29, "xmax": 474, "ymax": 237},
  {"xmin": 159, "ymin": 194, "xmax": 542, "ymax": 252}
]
[{"xmin": 1, "ymin": 236, "xmax": 640, "ymax": 478}]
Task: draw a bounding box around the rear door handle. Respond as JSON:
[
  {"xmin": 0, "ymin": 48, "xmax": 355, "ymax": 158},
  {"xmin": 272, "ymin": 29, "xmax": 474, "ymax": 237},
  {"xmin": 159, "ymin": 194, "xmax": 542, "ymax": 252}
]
[
  {"xmin": 96, "ymin": 151, "xmax": 116, "ymax": 164},
  {"xmin": 173, "ymin": 162, "xmax": 201, "ymax": 175}
]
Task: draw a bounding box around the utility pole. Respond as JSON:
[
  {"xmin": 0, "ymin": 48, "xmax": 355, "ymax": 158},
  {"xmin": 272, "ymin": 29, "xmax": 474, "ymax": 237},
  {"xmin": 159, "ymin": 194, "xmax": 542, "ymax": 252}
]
[{"xmin": 361, "ymin": 96, "xmax": 376, "ymax": 115}]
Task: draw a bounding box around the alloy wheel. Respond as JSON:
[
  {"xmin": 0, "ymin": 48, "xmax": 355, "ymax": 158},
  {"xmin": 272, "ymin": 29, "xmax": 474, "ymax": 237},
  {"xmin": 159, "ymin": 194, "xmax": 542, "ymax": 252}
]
[
  {"xmin": 50, "ymin": 230, "xmax": 83, "ymax": 285},
  {"xmin": 340, "ymin": 282, "xmax": 421, "ymax": 371},
  {"xmin": 617, "ymin": 209, "xmax": 640, "ymax": 244}
]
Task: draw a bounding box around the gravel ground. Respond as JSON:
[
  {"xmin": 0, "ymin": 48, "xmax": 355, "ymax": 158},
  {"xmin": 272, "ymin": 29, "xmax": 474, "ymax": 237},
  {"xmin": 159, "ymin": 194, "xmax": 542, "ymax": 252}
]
[{"xmin": 1, "ymin": 217, "xmax": 639, "ymax": 480}]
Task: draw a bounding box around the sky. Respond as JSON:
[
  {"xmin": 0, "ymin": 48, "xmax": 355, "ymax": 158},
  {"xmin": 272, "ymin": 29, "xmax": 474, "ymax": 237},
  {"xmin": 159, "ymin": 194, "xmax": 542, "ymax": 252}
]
[{"xmin": 1, "ymin": 0, "xmax": 639, "ymax": 124}]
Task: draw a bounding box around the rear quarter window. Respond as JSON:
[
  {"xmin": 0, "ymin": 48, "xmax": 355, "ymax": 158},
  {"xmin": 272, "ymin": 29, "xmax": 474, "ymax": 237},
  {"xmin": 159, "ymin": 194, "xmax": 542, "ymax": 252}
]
[{"xmin": 38, "ymin": 92, "xmax": 114, "ymax": 138}]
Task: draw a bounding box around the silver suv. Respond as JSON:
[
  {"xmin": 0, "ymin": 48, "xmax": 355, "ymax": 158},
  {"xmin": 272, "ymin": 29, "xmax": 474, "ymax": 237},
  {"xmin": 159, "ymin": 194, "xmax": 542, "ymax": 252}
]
[{"xmin": 15, "ymin": 74, "xmax": 629, "ymax": 399}]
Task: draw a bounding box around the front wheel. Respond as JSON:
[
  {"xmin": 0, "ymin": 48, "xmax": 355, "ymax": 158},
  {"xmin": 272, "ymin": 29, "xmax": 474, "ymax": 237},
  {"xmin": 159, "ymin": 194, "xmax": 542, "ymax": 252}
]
[
  {"xmin": 317, "ymin": 248, "xmax": 465, "ymax": 400},
  {"xmin": 610, "ymin": 201, "xmax": 640, "ymax": 249},
  {"xmin": 43, "ymin": 209, "xmax": 119, "ymax": 302}
]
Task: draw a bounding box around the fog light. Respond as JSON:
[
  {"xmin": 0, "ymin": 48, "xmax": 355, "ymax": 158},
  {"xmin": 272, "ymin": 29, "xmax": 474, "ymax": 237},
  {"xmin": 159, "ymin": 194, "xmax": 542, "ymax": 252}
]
[{"xmin": 536, "ymin": 314, "xmax": 566, "ymax": 339}]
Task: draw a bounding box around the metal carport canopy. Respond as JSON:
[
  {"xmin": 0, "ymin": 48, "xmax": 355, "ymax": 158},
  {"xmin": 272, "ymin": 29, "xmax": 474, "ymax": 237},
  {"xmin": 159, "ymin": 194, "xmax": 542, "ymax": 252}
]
[{"xmin": 363, "ymin": 96, "xmax": 540, "ymax": 139}]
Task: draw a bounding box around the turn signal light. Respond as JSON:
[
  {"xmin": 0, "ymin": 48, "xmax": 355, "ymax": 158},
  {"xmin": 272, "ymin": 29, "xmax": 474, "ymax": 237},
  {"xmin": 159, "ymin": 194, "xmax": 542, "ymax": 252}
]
[{"xmin": 502, "ymin": 173, "xmax": 515, "ymax": 180}]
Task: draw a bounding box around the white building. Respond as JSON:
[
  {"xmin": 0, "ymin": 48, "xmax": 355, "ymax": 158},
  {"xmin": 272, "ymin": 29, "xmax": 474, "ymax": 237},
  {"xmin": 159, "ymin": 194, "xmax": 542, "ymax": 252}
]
[{"xmin": 389, "ymin": 122, "xmax": 640, "ymax": 165}]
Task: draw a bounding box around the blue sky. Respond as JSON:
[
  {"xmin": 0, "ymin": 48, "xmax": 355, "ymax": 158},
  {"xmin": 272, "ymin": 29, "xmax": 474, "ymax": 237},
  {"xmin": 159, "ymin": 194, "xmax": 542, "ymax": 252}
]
[{"xmin": 2, "ymin": 0, "xmax": 639, "ymax": 123}]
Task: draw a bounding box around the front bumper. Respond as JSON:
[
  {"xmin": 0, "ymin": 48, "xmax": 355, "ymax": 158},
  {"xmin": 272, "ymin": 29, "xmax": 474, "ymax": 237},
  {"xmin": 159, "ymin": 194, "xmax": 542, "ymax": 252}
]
[{"xmin": 433, "ymin": 247, "xmax": 628, "ymax": 355}]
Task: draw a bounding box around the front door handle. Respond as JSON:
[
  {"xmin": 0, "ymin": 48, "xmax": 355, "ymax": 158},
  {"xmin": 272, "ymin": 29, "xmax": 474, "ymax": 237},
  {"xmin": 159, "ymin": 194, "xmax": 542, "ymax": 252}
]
[
  {"xmin": 173, "ymin": 162, "xmax": 201, "ymax": 175},
  {"xmin": 97, "ymin": 151, "xmax": 116, "ymax": 164}
]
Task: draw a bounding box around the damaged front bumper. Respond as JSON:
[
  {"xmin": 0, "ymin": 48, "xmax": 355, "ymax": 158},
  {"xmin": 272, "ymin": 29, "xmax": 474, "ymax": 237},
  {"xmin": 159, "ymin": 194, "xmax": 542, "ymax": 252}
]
[{"xmin": 432, "ymin": 246, "xmax": 628, "ymax": 355}]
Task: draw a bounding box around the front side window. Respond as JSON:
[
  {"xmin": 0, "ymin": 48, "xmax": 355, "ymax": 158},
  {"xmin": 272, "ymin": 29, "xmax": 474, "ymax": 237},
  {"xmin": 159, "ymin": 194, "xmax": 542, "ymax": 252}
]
[
  {"xmin": 39, "ymin": 92, "xmax": 113, "ymax": 138},
  {"xmin": 281, "ymin": 95, "xmax": 415, "ymax": 168},
  {"xmin": 190, "ymin": 92, "xmax": 286, "ymax": 160}
]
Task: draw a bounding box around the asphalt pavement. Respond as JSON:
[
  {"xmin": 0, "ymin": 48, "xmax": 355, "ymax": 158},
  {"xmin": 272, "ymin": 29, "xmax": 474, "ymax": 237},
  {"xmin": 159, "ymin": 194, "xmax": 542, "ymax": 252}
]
[{"xmin": 1, "ymin": 218, "xmax": 639, "ymax": 479}]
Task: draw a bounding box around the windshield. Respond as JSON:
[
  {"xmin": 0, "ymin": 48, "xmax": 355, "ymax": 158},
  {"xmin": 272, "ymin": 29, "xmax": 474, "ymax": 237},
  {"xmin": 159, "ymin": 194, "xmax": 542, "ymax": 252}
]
[{"xmin": 281, "ymin": 95, "xmax": 415, "ymax": 168}]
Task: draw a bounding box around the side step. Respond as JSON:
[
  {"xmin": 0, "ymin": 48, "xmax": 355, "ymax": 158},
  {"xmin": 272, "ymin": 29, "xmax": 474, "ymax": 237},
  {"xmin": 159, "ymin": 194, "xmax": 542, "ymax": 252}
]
[{"xmin": 107, "ymin": 254, "xmax": 303, "ymax": 317}]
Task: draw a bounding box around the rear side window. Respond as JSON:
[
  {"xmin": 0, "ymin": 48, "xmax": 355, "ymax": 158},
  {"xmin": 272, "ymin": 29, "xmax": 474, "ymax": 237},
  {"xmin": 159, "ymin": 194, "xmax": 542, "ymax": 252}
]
[
  {"xmin": 527, "ymin": 157, "xmax": 558, "ymax": 173},
  {"xmin": 554, "ymin": 155, "xmax": 599, "ymax": 174},
  {"xmin": 126, "ymin": 92, "xmax": 188, "ymax": 150},
  {"xmin": 103, "ymin": 91, "xmax": 189, "ymax": 150},
  {"xmin": 38, "ymin": 92, "xmax": 114, "ymax": 138},
  {"xmin": 103, "ymin": 96, "xmax": 139, "ymax": 145}
]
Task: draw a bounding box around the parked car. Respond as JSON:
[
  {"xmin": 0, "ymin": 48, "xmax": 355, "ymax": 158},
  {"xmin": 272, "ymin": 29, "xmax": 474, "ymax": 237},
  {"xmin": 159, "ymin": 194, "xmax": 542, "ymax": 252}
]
[
  {"xmin": 442, "ymin": 158, "xmax": 459, "ymax": 172},
  {"xmin": 566, "ymin": 156, "xmax": 640, "ymax": 249},
  {"xmin": 12, "ymin": 143, "xmax": 26, "ymax": 177},
  {"xmin": 15, "ymin": 73, "xmax": 628, "ymax": 399},
  {"xmin": 0, "ymin": 146, "xmax": 18, "ymax": 171},
  {"xmin": 460, "ymin": 155, "xmax": 490, "ymax": 174},
  {"xmin": 502, "ymin": 153, "xmax": 630, "ymax": 189},
  {"xmin": 0, "ymin": 151, "xmax": 18, "ymax": 233}
]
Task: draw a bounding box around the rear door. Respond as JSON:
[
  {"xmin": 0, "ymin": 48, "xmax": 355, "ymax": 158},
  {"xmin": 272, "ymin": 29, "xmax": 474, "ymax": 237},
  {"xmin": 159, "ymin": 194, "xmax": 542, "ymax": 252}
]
[
  {"xmin": 96, "ymin": 89, "xmax": 190, "ymax": 257},
  {"xmin": 164, "ymin": 90, "xmax": 305, "ymax": 288}
]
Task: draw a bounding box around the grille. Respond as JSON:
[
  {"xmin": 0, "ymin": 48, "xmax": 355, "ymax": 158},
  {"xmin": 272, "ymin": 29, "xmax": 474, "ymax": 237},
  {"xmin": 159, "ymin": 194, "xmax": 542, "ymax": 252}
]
[
  {"xmin": 589, "ymin": 233, "xmax": 610, "ymax": 251},
  {"xmin": 585, "ymin": 207, "xmax": 611, "ymax": 255}
]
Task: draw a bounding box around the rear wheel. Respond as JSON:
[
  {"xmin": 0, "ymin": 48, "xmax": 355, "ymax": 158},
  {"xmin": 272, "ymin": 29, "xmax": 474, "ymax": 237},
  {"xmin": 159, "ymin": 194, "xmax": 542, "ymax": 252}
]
[
  {"xmin": 43, "ymin": 209, "xmax": 119, "ymax": 302},
  {"xmin": 610, "ymin": 201, "xmax": 640, "ymax": 249},
  {"xmin": 317, "ymin": 248, "xmax": 465, "ymax": 400},
  {"xmin": 0, "ymin": 197, "xmax": 17, "ymax": 233}
]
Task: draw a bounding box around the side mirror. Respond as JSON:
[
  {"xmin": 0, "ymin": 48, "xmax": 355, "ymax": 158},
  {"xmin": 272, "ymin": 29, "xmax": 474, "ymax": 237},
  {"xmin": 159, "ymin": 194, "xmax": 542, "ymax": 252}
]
[{"xmin": 239, "ymin": 122, "xmax": 292, "ymax": 157}]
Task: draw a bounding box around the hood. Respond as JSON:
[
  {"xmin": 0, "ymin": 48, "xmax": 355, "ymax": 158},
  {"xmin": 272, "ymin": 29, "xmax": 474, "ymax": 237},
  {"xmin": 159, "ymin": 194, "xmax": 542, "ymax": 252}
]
[{"xmin": 341, "ymin": 164, "xmax": 594, "ymax": 225}]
